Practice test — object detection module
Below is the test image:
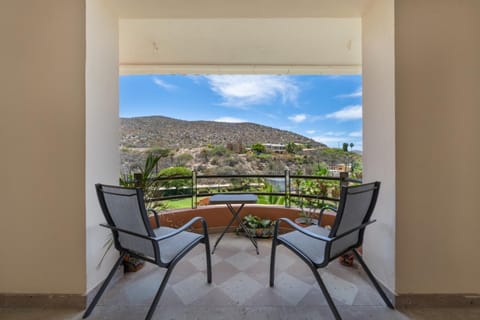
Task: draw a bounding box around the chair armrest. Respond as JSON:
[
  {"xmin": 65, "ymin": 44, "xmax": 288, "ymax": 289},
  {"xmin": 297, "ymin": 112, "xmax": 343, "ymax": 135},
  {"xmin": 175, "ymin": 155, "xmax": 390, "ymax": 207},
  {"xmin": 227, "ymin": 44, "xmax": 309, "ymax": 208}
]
[
  {"xmin": 147, "ymin": 208, "xmax": 160, "ymax": 228},
  {"xmin": 152, "ymin": 216, "xmax": 207, "ymax": 242},
  {"xmin": 274, "ymin": 218, "xmax": 333, "ymax": 242},
  {"xmin": 318, "ymin": 205, "xmax": 337, "ymax": 225},
  {"xmin": 101, "ymin": 217, "xmax": 208, "ymax": 243},
  {"xmin": 319, "ymin": 205, "xmax": 337, "ymax": 214}
]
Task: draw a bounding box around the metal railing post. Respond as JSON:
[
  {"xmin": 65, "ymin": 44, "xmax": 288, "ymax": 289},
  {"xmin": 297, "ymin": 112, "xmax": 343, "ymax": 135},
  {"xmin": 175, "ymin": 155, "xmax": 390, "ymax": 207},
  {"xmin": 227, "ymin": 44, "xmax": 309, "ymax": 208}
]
[
  {"xmin": 133, "ymin": 173, "xmax": 143, "ymax": 188},
  {"xmin": 192, "ymin": 170, "xmax": 197, "ymax": 209},
  {"xmin": 339, "ymin": 171, "xmax": 349, "ymax": 189},
  {"xmin": 284, "ymin": 169, "xmax": 290, "ymax": 208}
]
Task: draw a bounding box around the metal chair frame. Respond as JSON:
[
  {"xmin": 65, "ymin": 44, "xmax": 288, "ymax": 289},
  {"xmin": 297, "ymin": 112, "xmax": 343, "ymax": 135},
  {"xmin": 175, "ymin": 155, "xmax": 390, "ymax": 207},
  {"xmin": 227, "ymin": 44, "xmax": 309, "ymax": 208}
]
[
  {"xmin": 83, "ymin": 184, "xmax": 212, "ymax": 320},
  {"xmin": 269, "ymin": 182, "xmax": 394, "ymax": 320}
]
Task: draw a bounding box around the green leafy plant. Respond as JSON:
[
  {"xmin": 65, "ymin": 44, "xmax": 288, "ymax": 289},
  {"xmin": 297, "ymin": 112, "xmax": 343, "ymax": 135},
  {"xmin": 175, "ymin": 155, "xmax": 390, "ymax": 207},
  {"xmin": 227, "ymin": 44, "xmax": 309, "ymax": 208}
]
[
  {"xmin": 295, "ymin": 178, "xmax": 332, "ymax": 225},
  {"xmin": 251, "ymin": 143, "xmax": 266, "ymax": 154},
  {"xmin": 101, "ymin": 153, "xmax": 165, "ymax": 268},
  {"xmin": 120, "ymin": 153, "xmax": 161, "ymax": 200},
  {"xmin": 157, "ymin": 166, "xmax": 192, "ymax": 196},
  {"xmin": 257, "ymin": 183, "xmax": 285, "ymax": 205},
  {"xmin": 238, "ymin": 214, "xmax": 275, "ymax": 238}
]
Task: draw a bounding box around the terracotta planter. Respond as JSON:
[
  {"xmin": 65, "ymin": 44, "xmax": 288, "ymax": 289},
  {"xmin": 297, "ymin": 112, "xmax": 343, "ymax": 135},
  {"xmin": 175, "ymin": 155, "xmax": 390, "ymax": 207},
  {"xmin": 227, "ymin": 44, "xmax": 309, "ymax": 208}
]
[
  {"xmin": 123, "ymin": 254, "xmax": 145, "ymax": 273},
  {"xmin": 339, "ymin": 247, "xmax": 362, "ymax": 267},
  {"xmin": 294, "ymin": 217, "xmax": 319, "ymax": 227}
]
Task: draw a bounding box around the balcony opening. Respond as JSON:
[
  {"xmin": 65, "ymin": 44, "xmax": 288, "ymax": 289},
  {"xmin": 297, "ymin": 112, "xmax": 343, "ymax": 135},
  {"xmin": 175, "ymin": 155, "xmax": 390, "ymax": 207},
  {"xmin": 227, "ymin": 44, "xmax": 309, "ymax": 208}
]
[{"xmin": 119, "ymin": 73, "xmax": 362, "ymax": 213}]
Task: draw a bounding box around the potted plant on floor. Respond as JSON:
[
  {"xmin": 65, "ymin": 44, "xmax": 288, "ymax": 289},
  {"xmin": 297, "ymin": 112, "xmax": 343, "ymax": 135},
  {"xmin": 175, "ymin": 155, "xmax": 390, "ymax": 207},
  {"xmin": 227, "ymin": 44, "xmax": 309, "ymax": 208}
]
[{"xmin": 237, "ymin": 214, "xmax": 275, "ymax": 238}]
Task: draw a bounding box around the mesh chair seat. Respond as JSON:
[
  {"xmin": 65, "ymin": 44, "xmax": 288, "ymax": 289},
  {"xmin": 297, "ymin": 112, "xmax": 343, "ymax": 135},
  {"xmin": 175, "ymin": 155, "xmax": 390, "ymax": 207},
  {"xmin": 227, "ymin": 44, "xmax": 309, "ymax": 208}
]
[
  {"xmin": 83, "ymin": 184, "xmax": 212, "ymax": 320},
  {"xmin": 270, "ymin": 182, "xmax": 394, "ymax": 320},
  {"xmin": 278, "ymin": 226, "xmax": 329, "ymax": 265},
  {"xmin": 154, "ymin": 227, "xmax": 203, "ymax": 264}
]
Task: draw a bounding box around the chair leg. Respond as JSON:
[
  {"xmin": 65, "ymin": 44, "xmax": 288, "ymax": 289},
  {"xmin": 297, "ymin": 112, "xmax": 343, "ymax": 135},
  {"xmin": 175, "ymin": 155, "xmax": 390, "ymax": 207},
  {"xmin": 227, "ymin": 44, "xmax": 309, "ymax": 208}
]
[
  {"xmin": 83, "ymin": 252, "xmax": 125, "ymax": 318},
  {"xmin": 352, "ymin": 249, "xmax": 394, "ymax": 309},
  {"xmin": 144, "ymin": 266, "xmax": 175, "ymax": 320},
  {"xmin": 311, "ymin": 267, "xmax": 342, "ymax": 320},
  {"xmin": 204, "ymin": 238, "xmax": 212, "ymax": 284},
  {"xmin": 269, "ymin": 238, "xmax": 277, "ymax": 287}
]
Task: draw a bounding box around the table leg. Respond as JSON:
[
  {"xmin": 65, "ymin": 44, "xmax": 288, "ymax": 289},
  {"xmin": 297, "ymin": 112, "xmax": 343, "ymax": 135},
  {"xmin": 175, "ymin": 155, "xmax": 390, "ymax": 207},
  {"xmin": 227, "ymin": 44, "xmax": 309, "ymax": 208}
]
[
  {"xmin": 211, "ymin": 203, "xmax": 245, "ymax": 254},
  {"xmin": 228, "ymin": 203, "xmax": 259, "ymax": 255}
]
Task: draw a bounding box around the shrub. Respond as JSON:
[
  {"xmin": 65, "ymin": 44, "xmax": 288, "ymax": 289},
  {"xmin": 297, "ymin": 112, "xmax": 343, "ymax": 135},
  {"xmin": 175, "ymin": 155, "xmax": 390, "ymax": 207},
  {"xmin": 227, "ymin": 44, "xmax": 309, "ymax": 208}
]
[
  {"xmin": 158, "ymin": 166, "xmax": 192, "ymax": 195},
  {"xmin": 251, "ymin": 143, "xmax": 266, "ymax": 154},
  {"xmin": 175, "ymin": 153, "xmax": 193, "ymax": 166}
]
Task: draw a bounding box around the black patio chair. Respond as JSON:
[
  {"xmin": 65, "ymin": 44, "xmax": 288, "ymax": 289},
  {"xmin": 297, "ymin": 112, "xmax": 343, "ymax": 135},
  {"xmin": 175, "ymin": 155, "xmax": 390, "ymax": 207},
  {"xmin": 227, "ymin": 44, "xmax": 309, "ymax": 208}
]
[
  {"xmin": 83, "ymin": 184, "xmax": 212, "ymax": 320},
  {"xmin": 270, "ymin": 182, "xmax": 393, "ymax": 320}
]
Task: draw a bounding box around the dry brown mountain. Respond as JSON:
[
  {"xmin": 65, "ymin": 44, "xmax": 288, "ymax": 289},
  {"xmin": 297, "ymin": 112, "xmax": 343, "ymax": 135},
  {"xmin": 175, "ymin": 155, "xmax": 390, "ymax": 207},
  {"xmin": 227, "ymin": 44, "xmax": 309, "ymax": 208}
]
[{"xmin": 121, "ymin": 116, "xmax": 325, "ymax": 149}]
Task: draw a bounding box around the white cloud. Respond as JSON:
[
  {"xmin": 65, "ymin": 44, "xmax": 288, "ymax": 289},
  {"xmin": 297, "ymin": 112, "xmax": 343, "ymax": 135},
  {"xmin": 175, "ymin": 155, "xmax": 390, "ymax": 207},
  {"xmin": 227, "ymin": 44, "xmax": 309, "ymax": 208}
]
[
  {"xmin": 337, "ymin": 87, "xmax": 362, "ymax": 98},
  {"xmin": 312, "ymin": 136, "xmax": 346, "ymax": 144},
  {"xmin": 311, "ymin": 131, "xmax": 346, "ymax": 145},
  {"xmin": 288, "ymin": 114, "xmax": 307, "ymax": 123},
  {"xmin": 306, "ymin": 130, "xmax": 316, "ymax": 134},
  {"xmin": 324, "ymin": 131, "xmax": 346, "ymax": 136},
  {"xmin": 349, "ymin": 131, "xmax": 362, "ymax": 137},
  {"xmin": 325, "ymin": 105, "xmax": 362, "ymax": 121},
  {"xmin": 205, "ymin": 75, "xmax": 299, "ymax": 108},
  {"xmin": 213, "ymin": 116, "xmax": 246, "ymax": 123},
  {"xmin": 152, "ymin": 77, "xmax": 176, "ymax": 91}
]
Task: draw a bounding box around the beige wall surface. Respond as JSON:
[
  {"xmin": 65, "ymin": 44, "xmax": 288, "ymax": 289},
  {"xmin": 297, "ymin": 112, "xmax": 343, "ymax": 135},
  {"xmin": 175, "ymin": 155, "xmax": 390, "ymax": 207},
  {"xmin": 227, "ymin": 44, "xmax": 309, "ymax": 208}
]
[
  {"xmin": 362, "ymin": 0, "xmax": 396, "ymax": 292},
  {"xmin": 0, "ymin": 1, "xmax": 86, "ymax": 293},
  {"xmin": 116, "ymin": 0, "xmax": 372, "ymax": 19},
  {"xmin": 119, "ymin": 18, "xmax": 361, "ymax": 69},
  {"xmin": 85, "ymin": 0, "xmax": 121, "ymax": 292},
  {"xmin": 395, "ymin": 0, "xmax": 480, "ymax": 293}
]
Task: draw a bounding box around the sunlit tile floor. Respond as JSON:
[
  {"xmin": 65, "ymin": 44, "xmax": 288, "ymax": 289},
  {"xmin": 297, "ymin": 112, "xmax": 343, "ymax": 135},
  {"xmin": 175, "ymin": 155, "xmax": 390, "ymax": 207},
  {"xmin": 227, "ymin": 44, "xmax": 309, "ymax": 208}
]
[{"xmin": 1, "ymin": 234, "xmax": 479, "ymax": 320}]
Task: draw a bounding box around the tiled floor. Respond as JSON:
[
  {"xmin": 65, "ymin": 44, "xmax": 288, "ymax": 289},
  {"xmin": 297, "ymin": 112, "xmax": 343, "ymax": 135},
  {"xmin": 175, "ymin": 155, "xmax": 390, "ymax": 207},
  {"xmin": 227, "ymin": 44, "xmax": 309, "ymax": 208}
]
[{"xmin": 1, "ymin": 234, "xmax": 480, "ymax": 320}]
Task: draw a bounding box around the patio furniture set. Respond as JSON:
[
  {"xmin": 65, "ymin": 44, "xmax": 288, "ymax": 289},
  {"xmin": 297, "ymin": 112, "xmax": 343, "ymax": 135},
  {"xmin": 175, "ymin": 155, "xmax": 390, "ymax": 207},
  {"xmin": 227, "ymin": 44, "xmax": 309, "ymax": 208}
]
[{"xmin": 83, "ymin": 182, "xmax": 393, "ymax": 320}]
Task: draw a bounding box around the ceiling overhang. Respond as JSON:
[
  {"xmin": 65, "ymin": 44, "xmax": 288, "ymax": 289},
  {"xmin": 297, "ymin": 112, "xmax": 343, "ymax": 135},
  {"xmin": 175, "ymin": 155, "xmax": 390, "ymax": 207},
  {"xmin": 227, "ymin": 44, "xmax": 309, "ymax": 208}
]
[
  {"xmin": 116, "ymin": 0, "xmax": 373, "ymax": 19},
  {"xmin": 117, "ymin": 1, "xmax": 370, "ymax": 75}
]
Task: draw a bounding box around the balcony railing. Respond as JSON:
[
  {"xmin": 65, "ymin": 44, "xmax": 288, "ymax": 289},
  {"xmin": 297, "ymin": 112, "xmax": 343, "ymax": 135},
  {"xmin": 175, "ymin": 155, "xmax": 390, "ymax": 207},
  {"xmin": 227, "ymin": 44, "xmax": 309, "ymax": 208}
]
[{"xmin": 133, "ymin": 170, "xmax": 361, "ymax": 209}]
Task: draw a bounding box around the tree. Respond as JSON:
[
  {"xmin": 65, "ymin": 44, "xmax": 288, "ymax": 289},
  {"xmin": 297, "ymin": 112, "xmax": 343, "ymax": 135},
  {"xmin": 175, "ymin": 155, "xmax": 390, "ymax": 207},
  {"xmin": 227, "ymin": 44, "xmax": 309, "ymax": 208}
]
[
  {"xmin": 251, "ymin": 143, "xmax": 266, "ymax": 154},
  {"xmin": 158, "ymin": 166, "xmax": 193, "ymax": 195},
  {"xmin": 342, "ymin": 142, "xmax": 349, "ymax": 152},
  {"xmin": 349, "ymin": 142, "xmax": 354, "ymax": 151},
  {"xmin": 286, "ymin": 141, "xmax": 297, "ymax": 154}
]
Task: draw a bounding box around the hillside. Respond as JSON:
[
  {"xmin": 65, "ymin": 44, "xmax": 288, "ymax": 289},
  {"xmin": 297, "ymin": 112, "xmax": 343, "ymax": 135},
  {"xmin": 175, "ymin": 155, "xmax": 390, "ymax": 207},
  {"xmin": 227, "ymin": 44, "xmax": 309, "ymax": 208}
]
[
  {"xmin": 120, "ymin": 116, "xmax": 361, "ymax": 177},
  {"xmin": 121, "ymin": 116, "xmax": 325, "ymax": 149}
]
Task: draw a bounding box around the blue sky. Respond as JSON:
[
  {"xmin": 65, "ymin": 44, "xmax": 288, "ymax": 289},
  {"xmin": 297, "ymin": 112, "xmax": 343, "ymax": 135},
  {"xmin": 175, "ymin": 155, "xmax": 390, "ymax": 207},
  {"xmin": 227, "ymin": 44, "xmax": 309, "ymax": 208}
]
[{"xmin": 120, "ymin": 74, "xmax": 363, "ymax": 149}]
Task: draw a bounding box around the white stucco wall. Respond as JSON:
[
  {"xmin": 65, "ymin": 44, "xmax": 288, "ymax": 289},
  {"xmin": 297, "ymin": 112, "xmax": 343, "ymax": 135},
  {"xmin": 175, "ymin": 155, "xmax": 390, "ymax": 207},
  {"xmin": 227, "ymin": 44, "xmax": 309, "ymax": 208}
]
[
  {"xmin": 85, "ymin": 0, "xmax": 120, "ymax": 292},
  {"xmin": 362, "ymin": 0, "xmax": 396, "ymax": 292}
]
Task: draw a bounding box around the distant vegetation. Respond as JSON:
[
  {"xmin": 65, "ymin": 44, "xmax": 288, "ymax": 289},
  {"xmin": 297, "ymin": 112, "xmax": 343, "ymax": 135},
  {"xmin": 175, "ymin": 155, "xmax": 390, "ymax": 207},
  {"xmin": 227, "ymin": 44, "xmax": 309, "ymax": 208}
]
[{"xmin": 120, "ymin": 116, "xmax": 362, "ymax": 179}]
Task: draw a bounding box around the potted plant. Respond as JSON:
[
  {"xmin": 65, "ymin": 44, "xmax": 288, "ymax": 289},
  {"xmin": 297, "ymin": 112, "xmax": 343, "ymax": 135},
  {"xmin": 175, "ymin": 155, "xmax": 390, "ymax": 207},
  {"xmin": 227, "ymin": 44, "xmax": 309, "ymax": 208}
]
[
  {"xmin": 237, "ymin": 214, "xmax": 275, "ymax": 238},
  {"xmin": 294, "ymin": 189, "xmax": 320, "ymax": 226},
  {"xmin": 294, "ymin": 179, "xmax": 332, "ymax": 226},
  {"xmin": 295, "ymin": 209, "xmax": 319, "ymax": 226}
]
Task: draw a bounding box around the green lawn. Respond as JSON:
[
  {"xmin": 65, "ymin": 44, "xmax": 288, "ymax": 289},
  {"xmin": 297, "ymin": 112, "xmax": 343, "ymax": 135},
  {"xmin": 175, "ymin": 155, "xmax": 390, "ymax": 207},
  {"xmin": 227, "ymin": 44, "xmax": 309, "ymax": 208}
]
[
  {"xmin": 164, "ymin": 197, "xmax": 194, "ymax": 209},
  {"xmin": 163, "ymin": 197, "xmax": 209, "ymax": 209}
]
